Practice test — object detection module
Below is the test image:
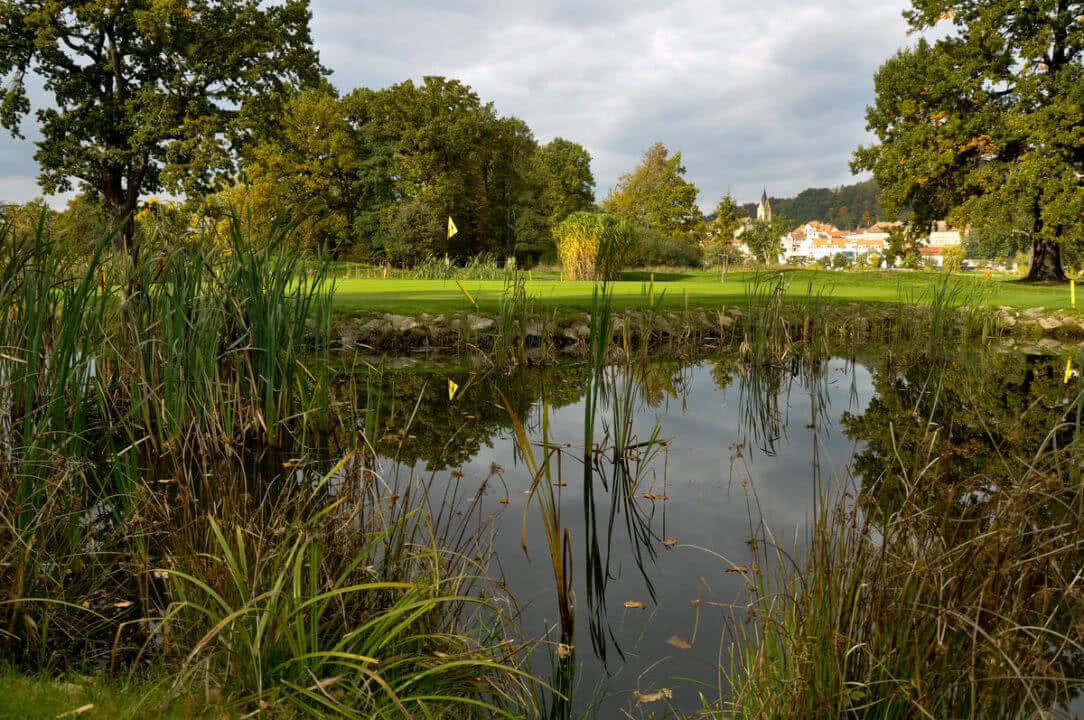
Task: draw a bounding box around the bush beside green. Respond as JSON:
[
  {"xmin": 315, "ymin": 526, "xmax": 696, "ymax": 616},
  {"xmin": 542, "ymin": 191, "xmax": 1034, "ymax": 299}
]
[{"xmin": 625, "ymin": 225, "xmax": 701, "ymax": 267}]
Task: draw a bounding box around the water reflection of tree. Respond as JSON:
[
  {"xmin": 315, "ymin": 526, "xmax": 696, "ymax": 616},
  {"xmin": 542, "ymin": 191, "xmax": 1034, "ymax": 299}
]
[
  {"xmin": 842, "ymin": 353, "xmax": 1078, "ymax": 509},
  {"xmin": 841, "ymin": 352, "xmax": 1084, "ymax": 704},
  {"xmin": 635, "ymin": 361, "xmax": 693, "ymax": 409},
  {"xmin": 718, "ymin": 355, "xmax": 837, "ymax": 458},
  {"xmin": 328, "ymin": 365, "xmax": 591, "ymax": 471}
]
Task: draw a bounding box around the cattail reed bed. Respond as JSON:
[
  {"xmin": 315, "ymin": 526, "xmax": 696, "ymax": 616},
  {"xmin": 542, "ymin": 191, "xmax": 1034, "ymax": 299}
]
[
  {"xmin": 4, "ymin": 214, "xmax": 1083, "ymax": 718},
  {"xmin": 0, "ymin": 215, "xmax": 533, "ymax": 717}
]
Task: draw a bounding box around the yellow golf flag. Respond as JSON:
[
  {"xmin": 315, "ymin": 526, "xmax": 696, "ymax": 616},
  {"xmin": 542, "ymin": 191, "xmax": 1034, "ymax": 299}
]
[
  {"xmin": 448, "ymin": 217, "xmax": 458, "ymax": 239},
  {"xmin": 448, "ymin": 379, "xmax": 459, "ymax": 400},
  {"xmin": 1065, "ymin": 357, "xmax": 1072, "ymax": 384}
]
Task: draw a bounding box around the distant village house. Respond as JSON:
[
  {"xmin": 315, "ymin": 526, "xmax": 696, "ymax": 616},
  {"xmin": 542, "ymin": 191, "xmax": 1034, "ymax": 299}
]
[{"xmin": 728, "ymin": 189, "xmax": 965, "ymax": 265}]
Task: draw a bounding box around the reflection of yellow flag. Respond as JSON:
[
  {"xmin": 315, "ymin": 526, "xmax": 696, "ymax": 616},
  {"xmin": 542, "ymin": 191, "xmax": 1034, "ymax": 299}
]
[
  {"xmin": 1065, "ymin": 357, "xmax": 1072, "ymax": 384},
  {"xmin": 448, "ymin": 379, "xmax": 459, "ymax": 400},
  {"xmin": 448, "ymin": 217, "xmax": 458, "ymax": 239}
]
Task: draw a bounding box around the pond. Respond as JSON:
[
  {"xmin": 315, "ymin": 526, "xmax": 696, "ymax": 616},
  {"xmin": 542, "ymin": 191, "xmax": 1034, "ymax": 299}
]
[{"xmin": 294, "ymin": 347, "xmax": 1083, "ymax": 716}]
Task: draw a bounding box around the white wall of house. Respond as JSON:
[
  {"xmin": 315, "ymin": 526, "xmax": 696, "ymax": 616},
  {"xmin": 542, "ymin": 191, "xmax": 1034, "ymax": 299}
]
[{"xmin": 929, "ymin": 230, "xmax": 963, "ymax": 246}]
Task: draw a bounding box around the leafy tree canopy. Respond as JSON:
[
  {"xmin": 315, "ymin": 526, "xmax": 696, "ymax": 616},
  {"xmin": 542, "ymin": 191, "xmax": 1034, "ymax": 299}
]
[
  {"xmin": 536, "ymin": 137, "xmax": 596, "ymax": 227},
  {"xmin": 0, "ymin": 0, "xmax": 325, "ymax": 255},
  {"xmin": 603, "ymin": 142, "xmax": 700, "ymax": 238},
  {"xmin": 242, "ymin": 87, "xmax": 396, "ymax": 258},
  {"xmin": 852, "ymin": 0, "xmax": 1084, "ymax": 281},
  {"xmin": 742, "ymin": 214, "xmax": 794, "ymax": 264}
]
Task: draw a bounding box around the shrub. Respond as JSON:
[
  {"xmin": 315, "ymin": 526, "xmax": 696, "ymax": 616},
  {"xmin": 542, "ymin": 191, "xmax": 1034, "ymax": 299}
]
[
  {"xmin": 382, "ymin": 199, "xmax": 447, "ymax": 267},
  {"xmin": 867, "ymin": 252, "xmax": 882, "ymax": 268},
  {"xmin": 554, "ymin": 211, "xmax": 635, "ymax": 280},
  {"xmin": 942, "ymin": 245, "xmax": 965, "ymax": 272},
  {"xmin": 625, "ymin": 225, "xmax": 701, "ymax": 267},
  {"xmin": 402, "ymin": 253, "xmax": 503, "ymax": 280},
  {"xmin": 705, "ymin": 242, "xmax": 746, "ymax": 267}
]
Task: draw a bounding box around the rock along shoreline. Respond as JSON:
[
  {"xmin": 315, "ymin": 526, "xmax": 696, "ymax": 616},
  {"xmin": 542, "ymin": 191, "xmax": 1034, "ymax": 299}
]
[{"xmin": 328, "ymin": 304, "xmax": 1084, "ymax": 363}]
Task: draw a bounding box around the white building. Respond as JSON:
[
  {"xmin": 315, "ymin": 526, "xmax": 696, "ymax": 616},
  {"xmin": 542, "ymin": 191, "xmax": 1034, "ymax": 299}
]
[{"xmin": 781, "ymin": 220, "xmax": 964, "ymax": 264}]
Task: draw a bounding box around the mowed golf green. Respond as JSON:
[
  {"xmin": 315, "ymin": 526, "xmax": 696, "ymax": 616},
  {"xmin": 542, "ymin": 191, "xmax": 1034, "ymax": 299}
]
[{"xmin": 330, "ymin": 269, "xmax": 1080, "ymax": 315}]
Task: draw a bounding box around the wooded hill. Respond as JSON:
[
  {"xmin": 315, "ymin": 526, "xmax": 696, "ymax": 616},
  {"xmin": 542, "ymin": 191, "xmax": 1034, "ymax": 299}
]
[{"xmin": 740, "ymin": 179, "xmax": 902, "ymax": 230}]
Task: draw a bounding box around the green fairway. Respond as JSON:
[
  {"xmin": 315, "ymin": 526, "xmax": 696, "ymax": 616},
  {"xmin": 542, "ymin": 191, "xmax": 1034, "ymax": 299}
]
[{"xmin": 330, "ymin": 269, "xmax": 1080, "ymax": 315}]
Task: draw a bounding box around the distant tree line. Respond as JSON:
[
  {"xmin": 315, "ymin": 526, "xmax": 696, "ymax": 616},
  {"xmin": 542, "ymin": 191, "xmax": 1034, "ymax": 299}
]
[
  {"xmin": 235, "ymin": 78, "xmax": 597, "ymax": 263},
  {"xmin": 739, "ymin": 179, "xmax": 902, "ymax": 231},
  {"xmin": 3, "ymin": 0, "xmax": 1077, "ymax": 277}
]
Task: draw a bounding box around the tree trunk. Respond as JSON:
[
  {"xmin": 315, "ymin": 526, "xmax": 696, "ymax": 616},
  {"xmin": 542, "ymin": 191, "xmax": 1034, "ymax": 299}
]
[
  {"xmin": 1024, "ymin": 237, "xmax": 1066, "ymax": 282},
  {"xmin": 103, "ymin": 176, "xmax": 138, "ymax": 261}
]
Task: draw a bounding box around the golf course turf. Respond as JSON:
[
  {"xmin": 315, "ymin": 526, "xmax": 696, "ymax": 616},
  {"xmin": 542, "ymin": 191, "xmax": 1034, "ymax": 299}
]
[{"xmin": 329, "ymin": 269, "xmax": 1081, "ymax": 316}]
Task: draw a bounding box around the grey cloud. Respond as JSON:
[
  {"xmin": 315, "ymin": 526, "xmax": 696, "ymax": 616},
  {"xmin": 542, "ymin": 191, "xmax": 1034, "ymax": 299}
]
[{"xmin": 3, "ymin": 0, "xmax": 927, "ymax": 210}]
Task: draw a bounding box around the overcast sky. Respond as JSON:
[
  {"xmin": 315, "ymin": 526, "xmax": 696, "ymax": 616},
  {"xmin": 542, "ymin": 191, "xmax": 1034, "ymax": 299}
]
[{"xmin": 1, "ymin": 0, "xmax": 926, "ymax": 210}]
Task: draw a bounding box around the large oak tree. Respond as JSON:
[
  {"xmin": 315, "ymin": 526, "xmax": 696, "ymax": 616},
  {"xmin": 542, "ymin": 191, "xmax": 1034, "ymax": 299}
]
[
  {"xmin": 852, "ymin": 0, "xmax": 1083, "ymax": 281},
  {"xmin": 0, "ymin": 0, "xmax": 324, "ymax": 257}
]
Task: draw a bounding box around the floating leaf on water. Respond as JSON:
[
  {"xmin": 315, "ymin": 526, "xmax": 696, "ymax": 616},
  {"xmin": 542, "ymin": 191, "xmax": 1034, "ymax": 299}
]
[
  {"xmin": 641, "ymin": 493, "xmax": 668, "ymax": 500},
  {"xmin": 663, "ymin": 538, "xmax": 678, "ymax": 546},
  {"xmin": 633, "ymin": 689, "xmax": 672, "ymax": 704},
  {"xmin": 726, "ymin": 565, "xmax": 749, "ymax": 573},
  {"xmin": 690, "ymin": 599, "xmax": 700, "ymax": 608},
  {"xmin": 665, "ymin": 635, "xmax": 692, "ymax": 649},
  {"xmin": 498, "ymin": 498, "xmax": 510, "ymax": 504},
  {"xmin": 556, "ymin": 643, "xmax": 573, "ymax": 659},
  {"xmin": 553, "ymin": 482, "xmax": 568, "ymax": 487},
  {"xmin": 624, "ymin": 600, "xmax": 646, "ymax": 609}
]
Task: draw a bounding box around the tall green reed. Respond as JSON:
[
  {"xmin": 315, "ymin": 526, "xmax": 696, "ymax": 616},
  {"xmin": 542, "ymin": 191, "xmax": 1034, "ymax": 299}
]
[{"xmin": 0, "ymin": 210, "xmax": 336, "ymax": 664}]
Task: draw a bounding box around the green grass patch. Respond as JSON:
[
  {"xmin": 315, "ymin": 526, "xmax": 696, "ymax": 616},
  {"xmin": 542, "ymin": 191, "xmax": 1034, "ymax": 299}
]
[
  {"xmin": 0, "ymin": 668, "xmax": 235, "ymax": 720},
  {"xmin": 329, "ymin": 269, "xmax": 1080, "ymax": 315}
]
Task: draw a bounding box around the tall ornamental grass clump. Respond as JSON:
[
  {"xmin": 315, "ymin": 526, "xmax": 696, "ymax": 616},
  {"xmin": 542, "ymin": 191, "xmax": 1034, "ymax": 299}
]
[{"xmin": 554, "ymin": 212, "xmax": 634, "ymax": 280}]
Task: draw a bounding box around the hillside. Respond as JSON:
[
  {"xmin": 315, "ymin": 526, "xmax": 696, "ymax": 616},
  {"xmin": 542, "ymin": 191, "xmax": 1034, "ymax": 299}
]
[{"xmin": 740, "ymin": 179, "xmax": 903, "ymax": 230}]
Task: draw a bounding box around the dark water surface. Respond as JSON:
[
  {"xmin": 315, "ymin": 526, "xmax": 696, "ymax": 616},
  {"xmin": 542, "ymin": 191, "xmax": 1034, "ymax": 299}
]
[
  {"xmin": 462, "ymin": 358, "xmax": 872, "ymax": 714},
  {"xmin": 302, "ymin": 349, "xmax": 1082, "ymax": 716}
]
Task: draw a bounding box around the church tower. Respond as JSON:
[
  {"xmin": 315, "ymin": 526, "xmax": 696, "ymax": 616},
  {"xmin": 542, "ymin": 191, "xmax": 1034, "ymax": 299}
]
[{"xmin": 756, "ymin": 188, "xmax": 772, "ymax": 223}]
